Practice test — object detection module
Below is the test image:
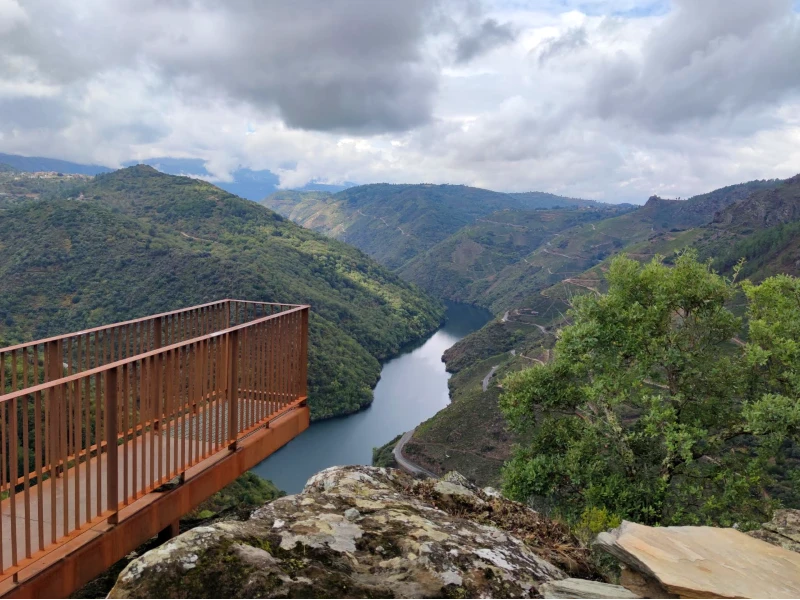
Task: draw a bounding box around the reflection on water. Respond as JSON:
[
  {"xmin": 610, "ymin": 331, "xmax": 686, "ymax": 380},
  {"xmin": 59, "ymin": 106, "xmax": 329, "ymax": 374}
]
[{"xmin": 250, "ymin": 302, "xmax": 491, "ymax": 493}]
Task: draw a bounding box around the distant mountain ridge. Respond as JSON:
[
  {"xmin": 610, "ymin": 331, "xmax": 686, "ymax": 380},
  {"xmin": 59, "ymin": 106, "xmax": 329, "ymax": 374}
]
[
  {"xmin": 0, "ymin": 152, "xmax": 111, "ymax": 175},
  {"xmin": 0, "ymin": 153, "xmax": 353, "ymax": 201},
  {"xmin": 261, "ymin": 183, "xmax": 611, "ymax": 270},
  {"xmin": 125, "ymin": 157, "xmax": 355, "ymax": 199}
]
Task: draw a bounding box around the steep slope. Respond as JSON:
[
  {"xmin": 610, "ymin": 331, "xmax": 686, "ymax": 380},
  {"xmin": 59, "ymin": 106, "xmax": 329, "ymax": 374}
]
[
  {"xmin": 0, "ymin": 166, "xmax": 443, "ymax": 420},
  {"xmin": 699, "ymin": 175, "xmax": 800, "ymax": 280},
  {"xmin": 399, "ymin": 206, "xmax": 629, "ymax": 302},
  {"xmin": 262, "ymin": 184, "xmax": 602, "ymax": 270}
]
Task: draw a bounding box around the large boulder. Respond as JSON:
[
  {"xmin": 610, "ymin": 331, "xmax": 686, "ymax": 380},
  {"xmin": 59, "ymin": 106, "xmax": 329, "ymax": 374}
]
[
  {"xmin": 595, "ymin": 520, "xmax": 800, "ymax": 599},
  {"xmin": 109, "ymin": 466, "xmax": 580, "ymax": 598}
]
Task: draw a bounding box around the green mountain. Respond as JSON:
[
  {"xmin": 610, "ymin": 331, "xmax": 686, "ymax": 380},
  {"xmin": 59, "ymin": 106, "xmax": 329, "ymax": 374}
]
[
  {"xmin": 402, "ymin": 176, "xmax": 795, "ymax": 485},
  {"xmin": 399, "ymin": 206, "xmax": 631, "ymax": 303},
  {"xmin": 0, "ymin": 166, "xmax": 443, "ymax": 420},
  {"xmin": 261, "ymin": 184, "xmax": 603, "ymax": 270}
]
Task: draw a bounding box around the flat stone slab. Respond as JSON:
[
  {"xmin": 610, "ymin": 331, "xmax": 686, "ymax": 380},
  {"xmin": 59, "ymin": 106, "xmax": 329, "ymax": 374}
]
[{"xmin": 596, "ymin": 521, "xmax": 800, "ymax": 599}]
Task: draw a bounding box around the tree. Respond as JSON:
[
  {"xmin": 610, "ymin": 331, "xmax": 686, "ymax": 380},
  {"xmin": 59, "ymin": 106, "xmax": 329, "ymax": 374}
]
[{"xmin": 500, "ymin": 252, "xmax": 799, "ymax": 529}]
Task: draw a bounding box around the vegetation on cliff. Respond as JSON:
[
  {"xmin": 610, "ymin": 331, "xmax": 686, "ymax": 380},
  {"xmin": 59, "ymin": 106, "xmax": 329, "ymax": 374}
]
[{"xmin": 500, "ymin": 252, "xmax": 800, "ymax": 529}]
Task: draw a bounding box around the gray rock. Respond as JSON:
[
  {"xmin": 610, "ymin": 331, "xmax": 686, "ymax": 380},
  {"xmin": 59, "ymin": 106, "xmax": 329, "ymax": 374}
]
[
  {"xmin": 748, "ymin": 509, "xmax": 800, "ymax": 553},
  {"xmin": 442, "ymin": 471, "xmax": 471, "ymax": 486},
  {"xmin": 109, "ymin": 466, "xmax": 567, "ymax": 599},
  {"xmin": 433, "ymin": 480, "xmax": 485, "ymax": 507},
  {"xmin": 343, "ymin": 507, "xmax": 361, "ymax": 521},
  {"xmin": 540, "ymin": 578, "xmax": 640, "ymax": 599}
]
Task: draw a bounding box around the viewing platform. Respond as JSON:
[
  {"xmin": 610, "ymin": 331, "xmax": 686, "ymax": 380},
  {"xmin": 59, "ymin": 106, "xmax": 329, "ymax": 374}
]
[{"xmin": 0, "ymin": 300, "xmax": 310, "ymax": 597}]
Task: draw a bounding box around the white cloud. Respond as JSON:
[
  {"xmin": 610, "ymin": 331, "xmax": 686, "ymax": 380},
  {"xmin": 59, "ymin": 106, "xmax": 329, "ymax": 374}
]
[{"xmin": 0, "ymin": 0, "xmax": 798, "ymax": 202}]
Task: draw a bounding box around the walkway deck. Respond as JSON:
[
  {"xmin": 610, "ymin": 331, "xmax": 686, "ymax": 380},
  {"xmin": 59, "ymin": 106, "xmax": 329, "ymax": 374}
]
[{"xmin": 0, "ymin": 300, "xmax": 310, "ymax": 597}]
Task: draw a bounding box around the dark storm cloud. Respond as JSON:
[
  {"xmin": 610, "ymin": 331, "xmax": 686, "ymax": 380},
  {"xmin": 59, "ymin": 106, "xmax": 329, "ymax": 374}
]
[
  {"xmin": 455, "ymin": 18, "xmax": 517, "ymax": 63},
  {"xmin": 585, "ymin": 0, "xmax": 800, "ymax": 131},
  {"xmin": 0, "ymin": 0, "xmax": 466, "ymax": 134}
]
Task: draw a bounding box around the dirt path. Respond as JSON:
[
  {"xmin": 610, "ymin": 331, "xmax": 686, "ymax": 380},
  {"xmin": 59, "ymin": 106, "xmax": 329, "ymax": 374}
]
[
  {"xmin": 543, "ymin": 247, "xmax": 580, "ymax": 260},
  {"xmin": 180, "ymin": 231, "xmax": 215, "ymax": 243},
  {"xmin": 482, "ymin": 365, "xmax": 499, "ymax": 392},
  {"xmin": 563, "ymin": 278, "xmax": 601, "ymax": 294},
  {"xmin": 475, "ymin": 218, "xmax": 527, "ymax": 230},
  {"xmin": 393, "ymin": 429, "xmax": 437, "ymax": 478}
]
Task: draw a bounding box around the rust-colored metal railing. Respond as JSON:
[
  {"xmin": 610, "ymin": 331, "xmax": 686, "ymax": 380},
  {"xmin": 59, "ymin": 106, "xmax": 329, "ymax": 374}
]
[
  {"xmin": 0, "ymin": 300, "xmax": 302, "ymax": 392},
  {"xmin": 0, "ymin": 300, "xmax": 309, "ymax": 578}
]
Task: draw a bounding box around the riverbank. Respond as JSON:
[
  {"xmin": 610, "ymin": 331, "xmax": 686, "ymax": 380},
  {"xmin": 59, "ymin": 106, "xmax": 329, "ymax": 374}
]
[{"xmin": 251, "ymin": 302, "xmax": 491, "ymax": 493}]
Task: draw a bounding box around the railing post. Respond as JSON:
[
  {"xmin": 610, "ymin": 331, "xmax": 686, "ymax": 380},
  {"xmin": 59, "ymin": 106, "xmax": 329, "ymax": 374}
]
[
  {"xmin": 299, "ymin": 307, "xmax": 309, "ymax": 400},
  {"xmin": 45, "ymin": 340, "xmax": 64, "ymax": 476},
  {"xmin": 105, "ymin": 367, "xmax": 119, "ymax": 524},
  {"xmin": 227, "ymin": 330, "xmax": 239, "ymax": 450},
  {"xmin": 153, "ymin": 319, "xmax": 162, "ymax": 431}
]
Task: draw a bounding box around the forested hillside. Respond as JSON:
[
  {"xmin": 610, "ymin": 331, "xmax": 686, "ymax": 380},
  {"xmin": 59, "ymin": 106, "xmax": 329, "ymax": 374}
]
[
  {"xmin": 0, "ymin": 165, "xmax": 91, "ymax": 208},
  {"xmin": 0, "ymin": 166, "xmax": 443, "ymax": 420},
  {"xmin": 262, "ymin": 183, "xmax": 603, "ymax": 270},
  {"xmin": 399, "ymin": 206, "xmax": 629, "ymax": 303}
]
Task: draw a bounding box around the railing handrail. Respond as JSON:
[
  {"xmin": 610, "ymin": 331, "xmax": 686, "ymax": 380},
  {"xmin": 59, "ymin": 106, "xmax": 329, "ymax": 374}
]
[
  {"xmin": 0, "ymin": 304, "xmax": 310, "ymax": 405},
  {"xmin": 0, "ymin": 299, "xmax": 305, "ymax": 355}
]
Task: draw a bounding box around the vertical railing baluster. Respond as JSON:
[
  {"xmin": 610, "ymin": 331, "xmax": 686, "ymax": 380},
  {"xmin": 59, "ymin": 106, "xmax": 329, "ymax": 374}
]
[
  {"xmin": 227, "ymin": 331, "xmax": 239, "ymax": 448},
  {"xmin": 10, "ymin": 391, "xmax": 18, "ymax": 568},
  {"xmin": 84, "ymin": 351, "xmax": 91, "ymax": 521},
  {"xmin": 95, "ymin": 368, "xmax": 102, "ymax": 518},
  {"xmin": 106, "ymin": 368, "xmax": 118, "ymax": 524},
  {"xmin": 131, "ymin": 361, "xmax": 138, "ymax": 500},
  {"xmin": 34, "ymin": 389, "xmax": 44, "ymax": 553},
  {"xmin": 73, "ymin": 339, "xmax": 81, "ymax": 531},
  {"xmin": 22, "ymin": 354, "xmax": 31, "ymax": 559},
  {"xmin": 122, "ymin": 363, "xmax": 129, "ymax": 505}
]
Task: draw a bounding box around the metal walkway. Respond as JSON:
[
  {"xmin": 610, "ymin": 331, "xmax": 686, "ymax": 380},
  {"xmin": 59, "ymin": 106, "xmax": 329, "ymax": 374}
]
[{"xmin": 0, "ymin": 300, "xmax": 310, "ymax": 597}]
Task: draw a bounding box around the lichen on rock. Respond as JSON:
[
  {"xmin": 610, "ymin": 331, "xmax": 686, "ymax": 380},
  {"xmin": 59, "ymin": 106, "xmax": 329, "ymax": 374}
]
[{"xmin": 109, "ymin": 466, "xmax": 579, "ymax": 599}]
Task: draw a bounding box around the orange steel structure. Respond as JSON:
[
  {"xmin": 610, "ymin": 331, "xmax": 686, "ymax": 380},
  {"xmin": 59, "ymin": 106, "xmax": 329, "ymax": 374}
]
[{"xmin": 0, "ymin": 300, "xmax": 310, "ymax": 598}]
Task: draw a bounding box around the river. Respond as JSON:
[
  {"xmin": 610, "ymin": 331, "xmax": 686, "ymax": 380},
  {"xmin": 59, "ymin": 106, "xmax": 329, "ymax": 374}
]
[{"xmin": 251, "ymin": 302, "xmax": 492, "ymax": 493}]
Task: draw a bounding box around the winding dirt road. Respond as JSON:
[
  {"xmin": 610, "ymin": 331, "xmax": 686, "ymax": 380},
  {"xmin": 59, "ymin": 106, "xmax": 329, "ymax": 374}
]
[{"xmin": 393, "ymin": 429, "xmax": 437, "ymax": 478}]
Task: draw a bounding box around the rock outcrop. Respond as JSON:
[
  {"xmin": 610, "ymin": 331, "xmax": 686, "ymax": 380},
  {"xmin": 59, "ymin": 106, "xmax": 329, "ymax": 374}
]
[
  {"xmin": 109, "ymin": 466, "xmax": 587, "ymax": 599},
  {"xmin": 595, "ymin": 520, "xmax": 800, "ymax": 599},
  {"xmin": 748, "ymin": 509, "xmax": 800, "ymax": 554}
]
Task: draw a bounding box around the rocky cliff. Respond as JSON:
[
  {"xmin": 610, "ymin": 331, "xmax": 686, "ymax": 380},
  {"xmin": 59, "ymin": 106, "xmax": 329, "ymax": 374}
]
[
  {"xmin": 108, "ymin": 466, "xmax": 800, "ymax": 599},
  {"xmin": 108, "ymin": 466, "xmax": 591, "ymax": 599}
]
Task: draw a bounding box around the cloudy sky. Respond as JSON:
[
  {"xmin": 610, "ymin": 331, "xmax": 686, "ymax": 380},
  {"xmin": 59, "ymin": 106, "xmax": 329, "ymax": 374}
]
[{"xmin": 1, "ymin": 0, "xmax": 799, "ymax": 203}]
